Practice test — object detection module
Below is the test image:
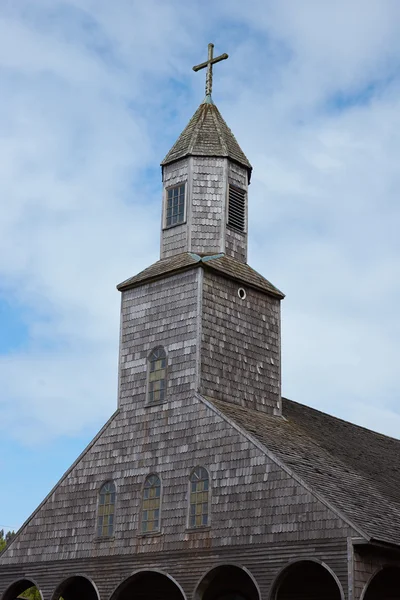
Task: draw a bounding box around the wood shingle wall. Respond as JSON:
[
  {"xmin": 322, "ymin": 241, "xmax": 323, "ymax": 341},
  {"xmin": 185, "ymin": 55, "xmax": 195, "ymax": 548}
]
[
  {"xmin": 0, "ymin": 388, "xmax": 355, "ymax": 564},
  {"xmin": 190, "ymin": 157, "xmax": 226, "ymax": 256},
  {"xmin": 119, "ymin": 269, "xmax": 200, "ymax": 409},
  {"xmin": 161, "ymin": 160, "xmax": 189, "ymax": 259},
  {"xmin": 160, "ymin": 157, "xmax": 249, "ymax": 261},
  {"xmin": 200, "ymin": 271, "xmax": 281, "ymax": 415}
]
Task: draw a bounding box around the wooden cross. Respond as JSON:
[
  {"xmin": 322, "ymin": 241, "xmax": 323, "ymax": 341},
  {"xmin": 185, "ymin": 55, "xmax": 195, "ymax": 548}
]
[{"xmin": 193, "ymin": 43, "xmax": 229, "ymax": 98}]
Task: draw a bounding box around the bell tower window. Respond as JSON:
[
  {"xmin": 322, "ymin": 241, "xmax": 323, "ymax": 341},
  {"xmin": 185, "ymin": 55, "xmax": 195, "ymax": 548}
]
[
  {"xmin": 165, "ymin": 183, "xmax": 185, "ymax": 228},
  {"xmin": 227, "ymin": 184, "xmax": 246, "ymax": 233}
]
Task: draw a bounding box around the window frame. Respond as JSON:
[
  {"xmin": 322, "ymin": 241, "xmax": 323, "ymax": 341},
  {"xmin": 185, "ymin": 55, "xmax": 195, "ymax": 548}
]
[
  {"xmin": 140, "ymin": 473, "xmax": 162, "ymax": 535},
  {"xmin": 187, "ymin": 466, "xmax": 211, "ymax": 530},
  {"xmin": 96, "ymin": 480, "xmax": 116, "ymax": 539},
  {"xmin": 163, "ymin": 182, "xmax": 187, "ymax": 230},
  {"xmin": 227, "ymin": 183, "xmax": 247, "ymax": 234},
  {"xmin": 146, "ymin": 346, "xmax": 168, "ymax": 406}
]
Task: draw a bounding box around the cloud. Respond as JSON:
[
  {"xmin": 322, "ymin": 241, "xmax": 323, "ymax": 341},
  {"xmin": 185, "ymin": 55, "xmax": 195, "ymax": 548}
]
[{"xmin": 0, "ymin": 0, "xmax": 399, "ymax": 452}]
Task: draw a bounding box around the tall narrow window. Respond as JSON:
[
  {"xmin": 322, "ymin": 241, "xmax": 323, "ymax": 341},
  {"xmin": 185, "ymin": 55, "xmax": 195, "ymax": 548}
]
[
  {"xmin": 147, "ymin": 347, "xmax": 167, "ymax": 404},
  {"xmin": 97, "ymin": 481, "xmax": 116, "ymax": 537},
  {"xmin": 189, "ymin": 467, "xmax": 210, "ymax": 528},
  {"xmin": 165, "ymin": 183, "xmax": 185, "ymax": 227},
  {"xmin": 142, "ymin": 474, "xmax": 161, "ymax": 533},
  {"xmin": 228, "ymin": 185, "xmax": 246, "ymax": 232}
]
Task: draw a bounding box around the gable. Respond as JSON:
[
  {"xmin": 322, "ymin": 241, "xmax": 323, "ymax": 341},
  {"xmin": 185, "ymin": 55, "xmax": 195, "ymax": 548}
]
[
  {"xmin": 207, "ymin": 396, "xmax": 400, "ymax": 547},
  {"xmin": 0, "ymin": 394, "xmax": 354, "ymax": 565}
]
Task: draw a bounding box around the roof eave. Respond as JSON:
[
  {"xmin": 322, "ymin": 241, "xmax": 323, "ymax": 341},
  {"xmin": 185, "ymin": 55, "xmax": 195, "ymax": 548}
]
[
  {"xmin": 116, "ymin": 262, "xmax": 202, "ymax": 292},
  {"xmin": 353, "ymin": 537, "xmax": 400, "ymax": 552},
  {"xmin": 117, "ymin": 258, "xmax": 284, "ymax": 299},
  {"xmin": 201, "ymin": 262, "xmax": 284, "ymax": 299},
  {"xmin": 160, "ymin": 152, "xmax": 253, "ymax": 180}
]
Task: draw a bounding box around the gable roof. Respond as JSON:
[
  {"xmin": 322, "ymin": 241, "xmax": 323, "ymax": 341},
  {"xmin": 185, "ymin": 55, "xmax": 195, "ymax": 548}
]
[
  {"xmin": 205, "ymin": 396, "xmax": 400, "ymax": 547},
  {"xmin": 117, "ymin": 252, "xmax": 284, "ymax": 299},
  {"xmin": 161, "ymin": 101, "xmax": 252, "ymax": 178}
]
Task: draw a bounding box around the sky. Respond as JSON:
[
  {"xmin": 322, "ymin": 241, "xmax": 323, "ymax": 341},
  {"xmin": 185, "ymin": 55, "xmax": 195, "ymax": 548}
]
[{"xmin": 1, "ymin": 0, "xmax": 400, "ymax": 533}]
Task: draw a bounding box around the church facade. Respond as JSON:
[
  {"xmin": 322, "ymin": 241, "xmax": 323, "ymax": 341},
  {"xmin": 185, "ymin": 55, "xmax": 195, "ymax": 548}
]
[{"xmin": 1, "ymin": 47, "xmax": 400, "ymax": 600}]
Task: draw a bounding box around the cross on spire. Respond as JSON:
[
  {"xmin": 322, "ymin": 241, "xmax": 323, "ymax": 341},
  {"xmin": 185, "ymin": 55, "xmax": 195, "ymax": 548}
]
[{"xmin": 193, "ymin": 43, "xmax": 228, "ymax": 100}]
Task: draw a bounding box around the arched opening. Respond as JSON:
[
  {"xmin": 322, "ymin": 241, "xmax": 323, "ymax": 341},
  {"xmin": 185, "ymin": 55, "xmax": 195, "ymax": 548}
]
[
  {"xmin": 110, "ymin": 571, "xmax": 185, "ymax": 600},
  {"xmin": 195, "ymin": 565, "xmax": 260, "ymax": 600},
  {"xmin": 271, "ymin": 560, "xmax": 342, "ymax": 600},
  {"xmin": 363, "ymin": 566, "xmax": 400, "ymax": 600},
  {"xmin": 1, "ymin": 579, "xmax": 42, "ymax": 600},
  {"xmin": 52, "ymin": 576, "xmax": 98, "ymax": 600}
]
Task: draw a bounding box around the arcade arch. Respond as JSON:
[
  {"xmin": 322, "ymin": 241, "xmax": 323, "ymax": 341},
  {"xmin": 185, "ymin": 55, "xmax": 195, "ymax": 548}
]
[
  {"xmin": 362, "ymin": 566, "xmax": 400, "ymax": 600},
  {"xmin": 270, "ymin": 559, "xmax": 343, "ymax": 600},
  {"xmin": 52, "ymin": 575, "xmax": 99, "ymax": 600},
  {"xmin": 110, "ymin": 570, "xmax": 186, "ymax": 600},
  {"xmin": 1, "ymin": 579, "xmax": 43, "ymax": 600},
  {"xmin": 194, "ymin": 564, "xmax": 260, "ymax": 600}
]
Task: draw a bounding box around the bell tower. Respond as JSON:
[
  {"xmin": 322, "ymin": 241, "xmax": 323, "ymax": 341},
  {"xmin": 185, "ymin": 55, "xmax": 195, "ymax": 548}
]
[
  {"xmin": 118, "ymin": 44, "xmax": 284, "ymax": 418},
  {"xmin": 160, "ymin": 44, "xmax": 252, "ymax": 263}
]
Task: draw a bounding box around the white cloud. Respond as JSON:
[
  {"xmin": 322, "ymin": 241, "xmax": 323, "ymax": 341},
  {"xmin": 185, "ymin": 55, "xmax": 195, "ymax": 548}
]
[{"xmin": 0, "ymin": 0, "xmax": 400, "ymax": 446}]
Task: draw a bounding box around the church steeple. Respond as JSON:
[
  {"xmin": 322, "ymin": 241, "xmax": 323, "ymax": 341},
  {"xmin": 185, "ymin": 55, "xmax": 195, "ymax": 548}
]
[
  {"xmin": 160, "ymin": 44, "xmax": 252, "ymax": 263},
  {"xmin": 118, "ymin": 45, "xmax": 283, "ymax": 418}
]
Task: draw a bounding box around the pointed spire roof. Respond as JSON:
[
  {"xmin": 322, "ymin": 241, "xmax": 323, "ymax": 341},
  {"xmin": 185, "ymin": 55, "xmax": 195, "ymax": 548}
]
[{"xmin": 161, "ymin": 99, "xmax": 252, "ymax": 179}]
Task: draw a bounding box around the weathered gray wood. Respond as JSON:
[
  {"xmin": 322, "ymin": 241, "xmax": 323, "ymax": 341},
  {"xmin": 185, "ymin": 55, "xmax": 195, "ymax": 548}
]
[
  {"xmin": 160, "ymin": 157, "xmax": 249, "ymax": 261},
  {"xmin": 0, "ymin": 539, "xmax": 351, "ymax": 600},
  {"xmin": 200, "ymin": 270, "xmax": 281, "ymax": 415},
  {"xmin": 192, "ymin": 43, "xmax": 228, "ymax": 99}
]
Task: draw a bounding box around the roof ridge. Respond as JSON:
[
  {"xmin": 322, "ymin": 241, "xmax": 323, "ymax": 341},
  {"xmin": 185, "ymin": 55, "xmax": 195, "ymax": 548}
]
[
  {"xmin": 187, "ymin": 103, "xmax": 207, "ymax": 154},
  {"xmin": 283, "ymin": 396, "xmax": 400, "ymax": 444},
  {"xmin": 210, "ymin": 104, "xmax": 228, "ymax": 155}
]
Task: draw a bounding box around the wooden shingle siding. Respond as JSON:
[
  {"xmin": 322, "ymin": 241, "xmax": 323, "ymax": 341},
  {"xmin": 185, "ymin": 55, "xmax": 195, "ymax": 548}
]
[
  {"xmin": 160, "ymin": 156, "xmax": 249, "ymax": 262},
  {"xmin": 353, "ymin": 546, "xmax": 400, "ymax": 599},
  {"xmin": 225, "ymin": 227, "xmax": 247, "ymax": 263},
  {"xmin": 161, "ymin": 160, "xmax": 189, "ymax": 259},
  {"xmin": 0, "ymin": 388, "xmax": 354, "ymax": 570},
  {"xmin": 190, "ymin": 157, "xmax": 226, "ymax": 256},
  {"xmin": 200, "ymin": 270, "xmax": 281, "ymax": 415},
  {"xmin": 119, "ymin": 269, "xmax": 200, "ymax": 409}
]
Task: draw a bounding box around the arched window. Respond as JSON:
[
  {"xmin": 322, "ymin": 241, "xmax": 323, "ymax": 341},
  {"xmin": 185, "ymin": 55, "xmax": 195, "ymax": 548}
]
[
  {"xmin": 142, "ymin": 474, "xmax": 161, "ymax": 533},
  {"xmin": 97, "ymin": 481, "xmax": 116, "ymax": 537},
  {"xmin": 147, "ymin": 347, "xmax": 167, "ymax": 404},
  {"xmin": 189, "ymin": 466, "xmax": 210, "ymax": 528}
]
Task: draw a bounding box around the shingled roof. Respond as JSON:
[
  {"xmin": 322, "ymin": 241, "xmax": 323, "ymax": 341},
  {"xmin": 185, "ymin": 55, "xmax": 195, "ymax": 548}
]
[
  {"xmin": 117, "ymin": 252, "xmax": 284, "ymax": 299},
  {"xmin": 205, "ymin": 396, "xmax": 400, "ymax": 547},
  {"xmin": 161, "ymin": 101, "xmax": 252, "ymax": 178}
]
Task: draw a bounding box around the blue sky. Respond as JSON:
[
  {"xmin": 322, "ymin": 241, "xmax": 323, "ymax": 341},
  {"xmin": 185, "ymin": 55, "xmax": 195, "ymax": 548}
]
[{"xmin": 1, "ymin": 0, "xmax": 400, "ymax": 532}]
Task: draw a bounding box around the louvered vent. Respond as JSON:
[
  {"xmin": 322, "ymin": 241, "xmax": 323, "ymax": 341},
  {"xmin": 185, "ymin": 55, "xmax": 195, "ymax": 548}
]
[{"xmin": 228, "ymin": 185, "xmax": 246, "ymax": 232}]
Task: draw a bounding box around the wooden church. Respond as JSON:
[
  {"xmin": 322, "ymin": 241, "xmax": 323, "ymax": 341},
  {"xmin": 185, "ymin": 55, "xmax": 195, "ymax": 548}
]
[{"xmin": 1, "ymin": 44, "xmax": 400, "ymax": 600}]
